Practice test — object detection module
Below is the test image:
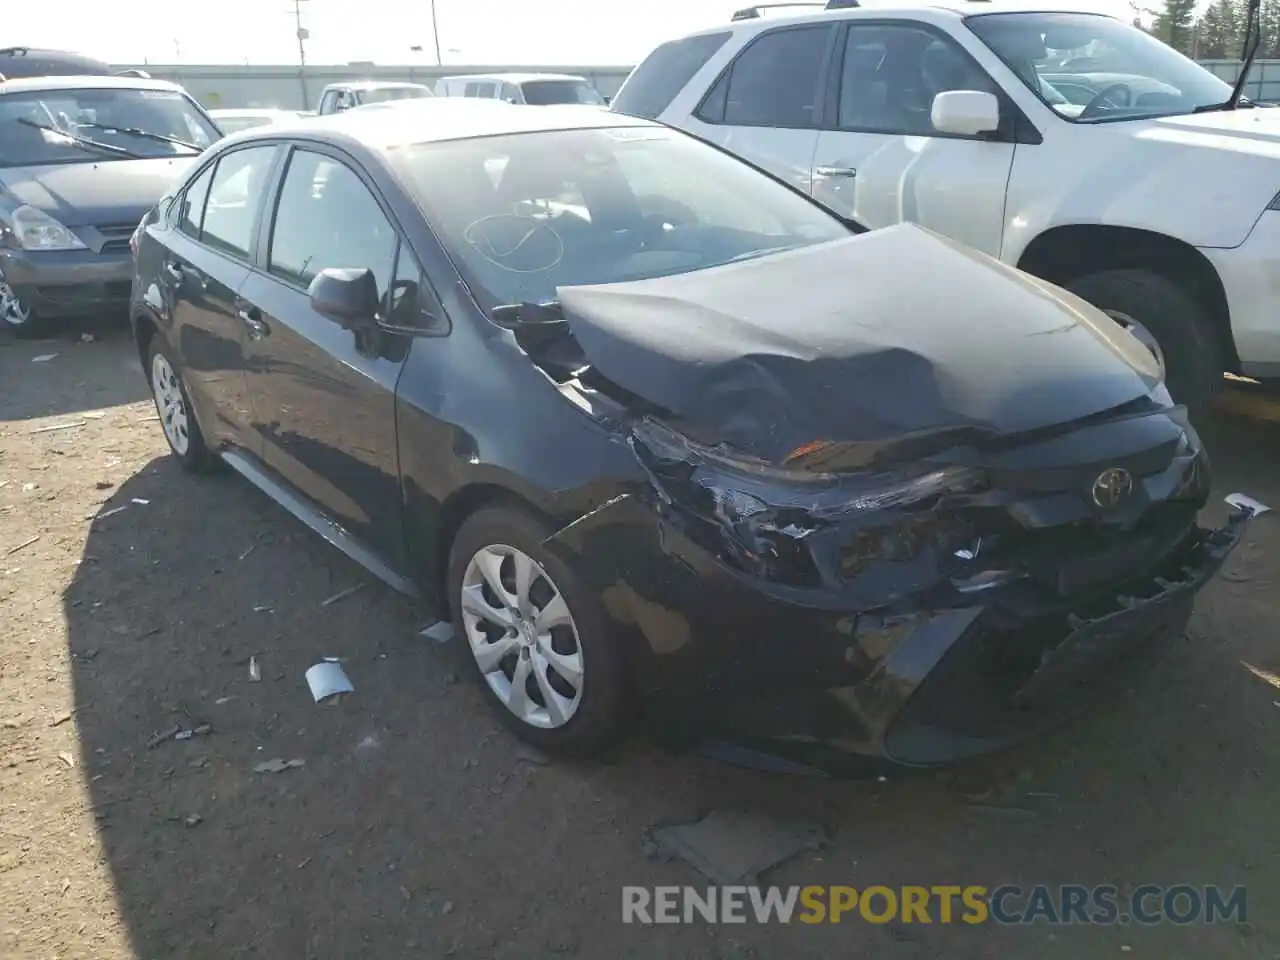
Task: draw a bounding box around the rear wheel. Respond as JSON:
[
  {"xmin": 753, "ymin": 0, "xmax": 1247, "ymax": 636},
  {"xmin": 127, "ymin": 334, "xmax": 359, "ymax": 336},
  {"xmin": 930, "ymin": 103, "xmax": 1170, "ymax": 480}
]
[
  {"xmin": 447, "ymin": 505, "xmax": 625, "ymax": 756},
  {"xmin": 1066, "ymin": 269, "xmax": 1223, "ymax": 419},
  {"xmin": 147, "ymin": 338, "xmax": 215, "ymax": 472}
]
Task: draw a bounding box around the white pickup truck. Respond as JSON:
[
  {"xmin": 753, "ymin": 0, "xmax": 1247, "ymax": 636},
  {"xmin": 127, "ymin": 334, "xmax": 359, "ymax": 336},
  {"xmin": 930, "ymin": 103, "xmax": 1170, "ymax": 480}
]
[{"xmin": 613, "ymin": 0, "xmax": 1280, "ymax": 416}]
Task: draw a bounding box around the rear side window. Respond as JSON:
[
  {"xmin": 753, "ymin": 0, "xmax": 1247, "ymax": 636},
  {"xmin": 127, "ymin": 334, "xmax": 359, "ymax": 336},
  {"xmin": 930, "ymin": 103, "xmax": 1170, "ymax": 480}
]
[
  {"xmin": 200, "ymin": 146, "xmax": 277, "ymax": 260},
  {"xmin": 177, "ymin": 164, "xmax": 213, "ymax": 238},
  {"xmin": 611, "ymin": 31, "xmax": 732, "ymax": 119},
  {"xmin": 704, "ymin": 26, "xmax": 831, "ymax": 128}
]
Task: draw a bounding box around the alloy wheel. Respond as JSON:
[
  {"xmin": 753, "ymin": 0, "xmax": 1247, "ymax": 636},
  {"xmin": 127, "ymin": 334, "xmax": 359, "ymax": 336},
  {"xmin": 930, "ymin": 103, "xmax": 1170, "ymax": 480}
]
[
  {"xmin": 1105, "ymin": 309, "xmax": 1165, "ymax": 375},
  {"xmin": 460, "ymin": 543, "xmax": 584, "ymax": 729},
  {"xmin": 0, "ymin": 271, "xmax": 31, "ymax": 328},
  {"xmin": 150, "ymin": 352, "xmax": 191, "ymax": 456}
]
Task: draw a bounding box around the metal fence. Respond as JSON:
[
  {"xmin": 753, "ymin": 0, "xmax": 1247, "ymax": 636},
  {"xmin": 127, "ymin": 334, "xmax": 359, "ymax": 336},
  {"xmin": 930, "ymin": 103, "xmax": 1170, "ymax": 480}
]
[{"xmin": 1193, "ymin": 59, "xmax": 1280, "ymax": 102}]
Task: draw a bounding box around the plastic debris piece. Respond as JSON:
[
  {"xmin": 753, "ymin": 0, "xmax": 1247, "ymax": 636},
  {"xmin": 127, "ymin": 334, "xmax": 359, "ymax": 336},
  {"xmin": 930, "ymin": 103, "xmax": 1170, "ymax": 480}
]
[
  {"xmin": 252, "ymin": 605, "xmax": 273, "ymax": 613},
  {"xmin": 82, "ymin": 410, "xmax": 106, "ymax": 419},
  {"xmin": 49, "ymin": 710, "xmax": 74, "ymax": 727},
  {"xmin": 184, "ymin": 813, "xmax": 202, "ymax": 827},
  {"xmin": 248, "ymin": 656, "xmax": 261, "ymax": 682},
  {"xmin": 643, "ymin": 809, "xmax": 826, "ymax": 885},
  {"xmin": 254, "ymin": 757, "xmax": 305, "ymax": 774},
  {"xmin": 214, "ymin": 696, "xmax": 237, "ymax": 706},
  {"xmin": 321, "ymin": 583, "xmax": 366, "ymax": 607},
  {"xmin": 91, "ymin": 505, "xmax": 129, "ymax": 521},
  {"xmin": 58, "ymin": 752, "xmax": 75, "ymax": 768},
  {"xmin": 32, "ymin": 354, "xmax": 58, "ymax": 363},
  {"xmin": 238, "ymin": 545, "xmax": 255, "ymax": 560},
  {"xmin": 79, "ymin": 333, "xmax": 95, "ymax": 344},
  {"xmin": 173, "ymin": 724, "xmax": 212, "ymax": 741},
  {"xmin": 147, "ymin": 725, "xmax": 182, "ymax": 748},
  {"xmin": 1225, "ymin": 492, "xmax": 1271, "ymax": 517},
  {"xmin": 305, "ymin": 661, "xmax": 354, "ymax": 703},
  {"xmin": 131, "ymin": 498, "xmax": 150, "ymax": 506},
  {"xmin": 420, "ymin": 620, "xmax": 455, "ymax": 644}
]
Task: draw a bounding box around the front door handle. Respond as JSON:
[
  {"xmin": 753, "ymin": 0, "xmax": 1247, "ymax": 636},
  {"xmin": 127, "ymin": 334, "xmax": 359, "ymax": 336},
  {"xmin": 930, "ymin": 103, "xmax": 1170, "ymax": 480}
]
[
  {"xmin": 815, "ymin": 165, "xmax": 857, "ymax": 179},
  {"xmin": 236, "ymin": 304, "xmax": 268, "ymax": 339}
]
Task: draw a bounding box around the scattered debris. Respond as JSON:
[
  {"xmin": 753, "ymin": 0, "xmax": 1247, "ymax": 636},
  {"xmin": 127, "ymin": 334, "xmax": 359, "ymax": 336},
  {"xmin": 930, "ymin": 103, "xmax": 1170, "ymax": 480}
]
[
  {"xmin": 297, "ymin": 856, "xmax": 312, "ymax": 869},
  {"xmin": 136, "ymin": 415, "xmax": 162, "ymax": 423},
  {"xmin": 6, "ymin": 536, "xmax": 40, "ymax": 556},
  {"xmin": 188, "ymin": 756, "xmax": 209, "ymax": 769},
  {"xmin": 29, "ymin": 421, "xmax": 85, "ymax": 434},
  {"xmin": 146, "ymin": 725, "xmax": 183, "ymax": 749},
  {"xmin": 254, "ymin": 757, "xmax": 305, "ymax": 774},
  {"xmin": 214, "ymin": 696, "xmax": 238, "ymax": 706},
  {"xmin": 49, "ymin": 710, "xmax": 75, "ymax": 728},
  {"xmin": 252, "ymin": 605, "xmax": 273, "ymax": 614},
  {"xmin": 305, "ymin": 661, "xmax": 355, "ymax": 703},
  {"xmin": 183, "ymin": 813, "xmax": 202, "ymax": 827},
  {"xmin": 31, "ymin": 353, "xmax": 58, "ymax": 363},
  {"xmin": 238, "ymin": 545, "xmax": 255, "ymax": 561},
  {"xmin": 441, "ymin": 900, "xmax": 454, "ymax": 915},
  {"xmin": 90, "ymin": 505, "xmax": 129, "ymax": 522},
  {"xmin": 57, "ymin": 752, "xmax": 76, "ymax": 769},
  {"xmin": 248, "ymin": 656, "xmax": 261, "ymax": 682},
  {"xmin": 420, "ymin": 620, "xmax": 455, "ymax": 644},
  {"xmin": 1225, "ymin": 492, "xmax": 1271, "ymax": 516},
  {"xmin": 94, "ymin": 480, "xmax": 114, "ymax": 490},
  {"xmin": 321, "ymin": 583, "xmax": 366, "ymax": 607},
  {"xmin": 82, "ymin": 410, "xmax": 106, "ymax": 420},
  {"xmin": 131, "ymin": 498, "xmax": 150, "ymax": 506},
  {"xmin": 61, "ymin": 878, "xmax": 71, "ymax": 896},
  {"xmin": 173, "ymin": 724, "xmax": 212, "ymax": 741},
  {"xmin": 79, "ymin": 333, "xmax": 95, "ymax": 344},
  {"xmin": 22, "ymin": 483, "xmax": 37, "ymax": 493},
  {"xmin": 642, "ymin": 809, "xmax": 826, "ymax": 885}
]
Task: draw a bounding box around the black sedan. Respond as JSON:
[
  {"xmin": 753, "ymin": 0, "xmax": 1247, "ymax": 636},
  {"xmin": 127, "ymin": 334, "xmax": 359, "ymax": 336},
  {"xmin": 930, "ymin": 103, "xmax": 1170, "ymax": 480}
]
[{"xmin": 130, "ymin": 100, "xmax": 1257, "ymax": 773}]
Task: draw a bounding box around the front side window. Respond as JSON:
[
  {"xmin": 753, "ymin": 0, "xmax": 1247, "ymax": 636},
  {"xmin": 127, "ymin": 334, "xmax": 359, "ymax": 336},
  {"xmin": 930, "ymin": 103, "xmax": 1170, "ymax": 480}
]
[
  {"xmin": 464, "ymin": 82, "xmax": 497, "ymax": 99},
  {"xmin": 520, "ymin": 80, "xmax": 606, "ymax": 106},
  {"xmin": 267, "ymin": 149, "xmax": 396, "ymax": 298},
  {"xmin": 967, "ymin": 12, "xmax": 1238, "ymax": 122},
  {"xmin": 706, "ymin": 26, "xmax": 831, "ymax": 128},
  {"xmin": 387, "ymin": 125, "xmax": 850, "ymax": 310},
  {"xmin": 201, "ymin": 145, "xmax": 277, "ymax": 260},
  {"xmin": 611, "ymin": 32, "xmax": 732, "ymax": 120},
  {"xmin": 358, "ymin": 86, "xmax": 432, "ymax": 106},
  {"xmin": 837, "ymin": 24, "xmax": 999, "ymax": 135},
  {"xmin": 0, "ymin": 86, "xmax": 218, "ymax": 167}
]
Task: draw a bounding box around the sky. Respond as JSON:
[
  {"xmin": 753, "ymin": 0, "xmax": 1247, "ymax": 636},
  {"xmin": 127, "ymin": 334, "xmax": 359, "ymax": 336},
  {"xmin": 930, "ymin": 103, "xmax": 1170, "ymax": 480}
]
[{"xmin": 9, "ymin": 0, "xmax": 1139, "ymax": 66}]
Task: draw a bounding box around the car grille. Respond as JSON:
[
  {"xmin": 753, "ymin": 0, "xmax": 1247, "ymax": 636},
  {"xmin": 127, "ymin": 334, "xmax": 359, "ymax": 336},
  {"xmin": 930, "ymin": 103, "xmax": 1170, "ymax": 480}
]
[{"xmin": 96, "ymin": 222, "xmax": 137, "ymax": 254}]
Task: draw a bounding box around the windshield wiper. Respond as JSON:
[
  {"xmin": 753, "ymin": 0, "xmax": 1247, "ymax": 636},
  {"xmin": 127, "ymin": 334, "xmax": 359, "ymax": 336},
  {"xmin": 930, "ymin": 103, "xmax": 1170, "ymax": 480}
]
[
  {"xmin": 77, "ymin": 121, "xmax": 201, "ymax": 152},
  {"xmin": 14, "ymin": 117, "xmax": 143, "ymax": 159},
  {"xmin": 1227, "ymin": 0, "xmax": 1263, "ymax": 111}
]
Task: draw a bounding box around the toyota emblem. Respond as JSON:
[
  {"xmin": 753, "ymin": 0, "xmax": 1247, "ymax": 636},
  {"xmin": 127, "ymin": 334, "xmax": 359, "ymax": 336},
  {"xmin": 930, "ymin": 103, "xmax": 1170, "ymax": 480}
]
[{"xmin": 1091, "ymin": 467, "xmax": 1133, "ymax": 509}]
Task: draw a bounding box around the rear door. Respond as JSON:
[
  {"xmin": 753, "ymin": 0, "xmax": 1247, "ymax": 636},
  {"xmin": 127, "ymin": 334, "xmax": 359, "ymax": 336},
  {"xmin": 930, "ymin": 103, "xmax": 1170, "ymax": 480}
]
[
  {"xmin": 674, "ymin": 23, "xmax": 837, "ymax": 196},
  {"xmin": 155, "ymin": 144, "xmax": 280, "ymax": 452},
  {"xmin": 237, "ymin": 145, "xmax": 413, "ymax": 560},
  {"xmin": 808, "ymin": 21, "xmax": 1016, "ymax": 256}
]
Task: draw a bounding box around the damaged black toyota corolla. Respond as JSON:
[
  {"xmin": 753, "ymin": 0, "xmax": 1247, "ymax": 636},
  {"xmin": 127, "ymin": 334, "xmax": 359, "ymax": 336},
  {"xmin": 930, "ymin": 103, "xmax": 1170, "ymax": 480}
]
[{"xmin": 130, "ymin": 102, "xmax": 1262, "ymax": 774}]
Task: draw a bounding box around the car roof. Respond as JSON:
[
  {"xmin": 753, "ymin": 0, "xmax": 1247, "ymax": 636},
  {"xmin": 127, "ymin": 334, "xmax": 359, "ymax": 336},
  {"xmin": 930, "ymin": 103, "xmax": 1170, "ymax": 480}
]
[
  {"xmin": 324, "ymin": 80, "xmax": 431, "ymax": 91},
  {"xmin": 226, "ymin": 98, "xmax": 654, "ymax": 151},
  {"xmin": 440, "ymin": 73, "xmax": 589, "ymax": 84},
  {"xmin": 210, "ymin": 107, "xmax": 298, "ymax": 116},
  {"xmin": 0, "ymin": 74, "xmax": 187, "ymax": 95}
]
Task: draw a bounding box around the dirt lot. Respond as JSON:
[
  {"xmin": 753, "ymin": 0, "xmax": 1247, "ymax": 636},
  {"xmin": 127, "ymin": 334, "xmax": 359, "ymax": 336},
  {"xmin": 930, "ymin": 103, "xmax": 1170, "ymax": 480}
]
[{"xmin": 2, "ymin": 323, "xmax": 1280, "ymax": 960}]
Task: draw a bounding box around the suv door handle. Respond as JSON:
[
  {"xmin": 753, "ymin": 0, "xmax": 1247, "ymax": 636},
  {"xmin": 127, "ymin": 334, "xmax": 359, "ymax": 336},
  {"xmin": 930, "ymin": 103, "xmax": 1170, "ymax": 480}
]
[{"xmin": 815, "ymin": 165, "xmax": 857, "ymax": 179}]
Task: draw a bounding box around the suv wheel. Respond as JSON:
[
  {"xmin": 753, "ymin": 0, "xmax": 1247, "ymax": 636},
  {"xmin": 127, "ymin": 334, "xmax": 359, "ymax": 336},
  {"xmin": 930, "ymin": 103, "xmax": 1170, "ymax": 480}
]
[
  {"xmin": 447, "ymin": 505, "xmax": 625, "ymax": 756},
  {"xmin": 1066, "ymin": 269, "xmax": 1222, "ymax": 420},
  {"xmin": 0, "ymin": 270, "xmax": 43, "ymax": 339},
  {"xmin": 147, "ymin": 338, "xmax": 215, "ymax": 472}
]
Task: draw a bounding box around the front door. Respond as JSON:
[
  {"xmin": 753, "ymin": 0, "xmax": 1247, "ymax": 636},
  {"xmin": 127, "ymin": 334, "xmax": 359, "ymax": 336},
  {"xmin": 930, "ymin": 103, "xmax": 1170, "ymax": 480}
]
[
  {"xmin": 237, "ymin": 146, "xmax": 411, "ymax": 560},
  {"xmin": 160, "ymin": 145, "xmax": 278, "ymax": 452},
  {"xmin": 809, "ymin": 22, "xmax": 1015, "ymax": 257}
]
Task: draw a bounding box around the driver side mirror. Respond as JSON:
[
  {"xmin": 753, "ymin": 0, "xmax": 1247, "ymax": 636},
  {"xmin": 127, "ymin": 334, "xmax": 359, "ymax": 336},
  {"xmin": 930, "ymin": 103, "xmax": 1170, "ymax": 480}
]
[
  {"xmin": 309, "ymin": 267, "xmax": 379, "ymax": 329},
  {"xmin": 931, "ymin": 90, "xmax": 1000, "ymax": 137}
]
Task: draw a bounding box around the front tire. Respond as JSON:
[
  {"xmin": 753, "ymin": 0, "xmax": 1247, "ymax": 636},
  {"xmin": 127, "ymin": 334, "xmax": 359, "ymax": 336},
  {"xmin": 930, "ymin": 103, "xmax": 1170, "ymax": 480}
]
[
  {"xmin": 0, "ymin": 270, "xmax": 46, "ymax": 339},
  {"xmin": 1066, "ymin": 269, "xmax": 1223, "ymax": 419},
  {"xmin": 447, "ymin": 505, "xmax": 625, "ymax": 756},
  {"xmin": 147, "ymin": 337, "xmax": 215, "ymax": 473}
]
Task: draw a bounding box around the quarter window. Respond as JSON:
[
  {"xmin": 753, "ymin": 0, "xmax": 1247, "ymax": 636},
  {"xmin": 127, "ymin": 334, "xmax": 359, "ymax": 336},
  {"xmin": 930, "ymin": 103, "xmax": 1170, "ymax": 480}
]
[
  {"xmin": 267, "ymin": 149, "xmax": 397, "ymax": 301},
  {"xmin": 201, "ymin": 146, "xmax": 276, "ymax": 260},
  {"xmin": 709, "ymin": 26, "xmax": 831, "ymax": 128},
  {"xmin": 177, "ymin": 164, "xmax": 213, "ymax": 238},
  {"xmin": 612, "ymin": 31, "xmax": 732, "ymax": 120}
]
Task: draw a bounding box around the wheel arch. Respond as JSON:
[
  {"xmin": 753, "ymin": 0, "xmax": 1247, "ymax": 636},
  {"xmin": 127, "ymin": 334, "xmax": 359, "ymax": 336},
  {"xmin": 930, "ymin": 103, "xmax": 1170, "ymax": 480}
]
[{"xmin": 1015, "ymin": 223, "xmax": 1240, "ymax": 373}]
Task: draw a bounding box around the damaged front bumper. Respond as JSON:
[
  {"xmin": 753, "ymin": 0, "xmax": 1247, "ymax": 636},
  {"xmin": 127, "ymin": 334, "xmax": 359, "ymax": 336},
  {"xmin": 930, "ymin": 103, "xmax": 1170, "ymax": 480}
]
[{"xmin": 548, "ymin": 491, "xmax": 1261, "ymax": 774}]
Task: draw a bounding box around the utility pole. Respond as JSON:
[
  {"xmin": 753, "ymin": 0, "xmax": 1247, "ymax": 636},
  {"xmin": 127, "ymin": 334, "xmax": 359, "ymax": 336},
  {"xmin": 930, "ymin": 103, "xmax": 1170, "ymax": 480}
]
[
  {"xmin": 292, "ymin": 0, "xmax": 311, "ymax": 110},
  {"xmin": 430, "ymin": 0, "xmax": 442, "ymax": 66}
]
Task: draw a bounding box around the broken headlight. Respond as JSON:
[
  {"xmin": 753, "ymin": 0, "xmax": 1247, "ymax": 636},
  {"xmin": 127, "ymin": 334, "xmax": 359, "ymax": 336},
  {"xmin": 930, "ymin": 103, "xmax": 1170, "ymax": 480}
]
[{"xmin": 631, "ymin": 418, "xmax": 985, "ymax": 585}]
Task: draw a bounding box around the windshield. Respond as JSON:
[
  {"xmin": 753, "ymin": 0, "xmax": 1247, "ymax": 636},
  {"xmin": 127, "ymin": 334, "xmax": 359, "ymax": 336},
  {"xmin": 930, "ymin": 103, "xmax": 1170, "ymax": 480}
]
[
  {"xmin": 521, "ymin": 80, "xmax": 606, "ymax": 105},
  {"xmin": 966, "ymin": 12, "xmax": 1237, "ymax": 122},
  {"xmin": 357, "ymin": 86, "xmax": 432, "ymax": 105},
  {"xmin": 0, "ymin": 87, "xmax": 217, "ymax": 166},
  {"xmin": 214, "ymin": 115, "xmax": 275, "ymax": 135},
  {"xmin": 387, "ymin": 126, "xmax": 849, "ymax": 310}
]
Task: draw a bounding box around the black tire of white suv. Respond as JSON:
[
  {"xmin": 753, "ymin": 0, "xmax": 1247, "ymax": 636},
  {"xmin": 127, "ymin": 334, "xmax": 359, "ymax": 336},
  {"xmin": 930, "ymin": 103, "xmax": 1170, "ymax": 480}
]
[{"xmin": 1067, "ymin": 269, "xmax": 1222, "ymax": 421}]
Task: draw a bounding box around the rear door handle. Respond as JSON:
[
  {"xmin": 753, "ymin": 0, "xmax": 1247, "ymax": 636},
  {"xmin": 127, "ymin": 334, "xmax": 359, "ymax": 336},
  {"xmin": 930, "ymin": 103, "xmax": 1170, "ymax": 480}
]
[
  {"xmin": 236, "ymin": 303, "xmax": 268, "ymax": 339},
  {"xmin": 815, "ymin": 165, "xmax": 857, "ymax": 179}
]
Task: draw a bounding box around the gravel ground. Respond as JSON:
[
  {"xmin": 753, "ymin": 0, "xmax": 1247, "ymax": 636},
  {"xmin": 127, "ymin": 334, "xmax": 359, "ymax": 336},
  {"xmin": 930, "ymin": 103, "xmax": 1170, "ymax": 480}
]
[{"xmin": 2, "ymin": 323, "xmax": 1279, "ymax": 959}]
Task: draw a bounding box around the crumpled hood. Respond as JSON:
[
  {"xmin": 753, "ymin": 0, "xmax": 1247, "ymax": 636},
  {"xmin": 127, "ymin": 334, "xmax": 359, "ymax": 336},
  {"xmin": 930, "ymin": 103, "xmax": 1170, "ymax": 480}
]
[
  {"xmin": 557, "ymin": 225, "xmax": 1161, "ymax": 465},
  {"xmin": 0, "ymin": 157, "xmax": 195, "ymax": 227}
]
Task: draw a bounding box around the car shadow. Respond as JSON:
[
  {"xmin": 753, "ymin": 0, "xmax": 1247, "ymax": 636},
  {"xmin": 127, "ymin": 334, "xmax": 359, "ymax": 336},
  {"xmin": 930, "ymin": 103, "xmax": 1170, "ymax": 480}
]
[
  {"xmin": 65, "ymin": 419, "xmax": 1280, "ymax": 958},
  {"xmin": 0, "ymin": 322, "xmax": 149, "ymax": 421}
]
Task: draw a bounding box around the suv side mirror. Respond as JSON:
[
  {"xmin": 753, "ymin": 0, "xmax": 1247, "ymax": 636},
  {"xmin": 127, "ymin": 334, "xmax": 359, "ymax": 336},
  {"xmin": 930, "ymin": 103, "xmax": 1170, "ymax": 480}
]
[
  {"xmin": 309, "ymin": 268, "xmax": 379, "ymax": 328},
  {"xmin": 931, "ymin": 90, "xmax": 1000, "ymax": 137}
]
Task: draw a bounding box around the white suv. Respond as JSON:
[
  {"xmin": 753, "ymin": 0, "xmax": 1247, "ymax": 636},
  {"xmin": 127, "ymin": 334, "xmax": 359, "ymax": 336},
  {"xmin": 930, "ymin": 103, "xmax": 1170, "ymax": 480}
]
[{"xmin": 612, "ymin": 1, "xmax": 1280, "ymax": 416}]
